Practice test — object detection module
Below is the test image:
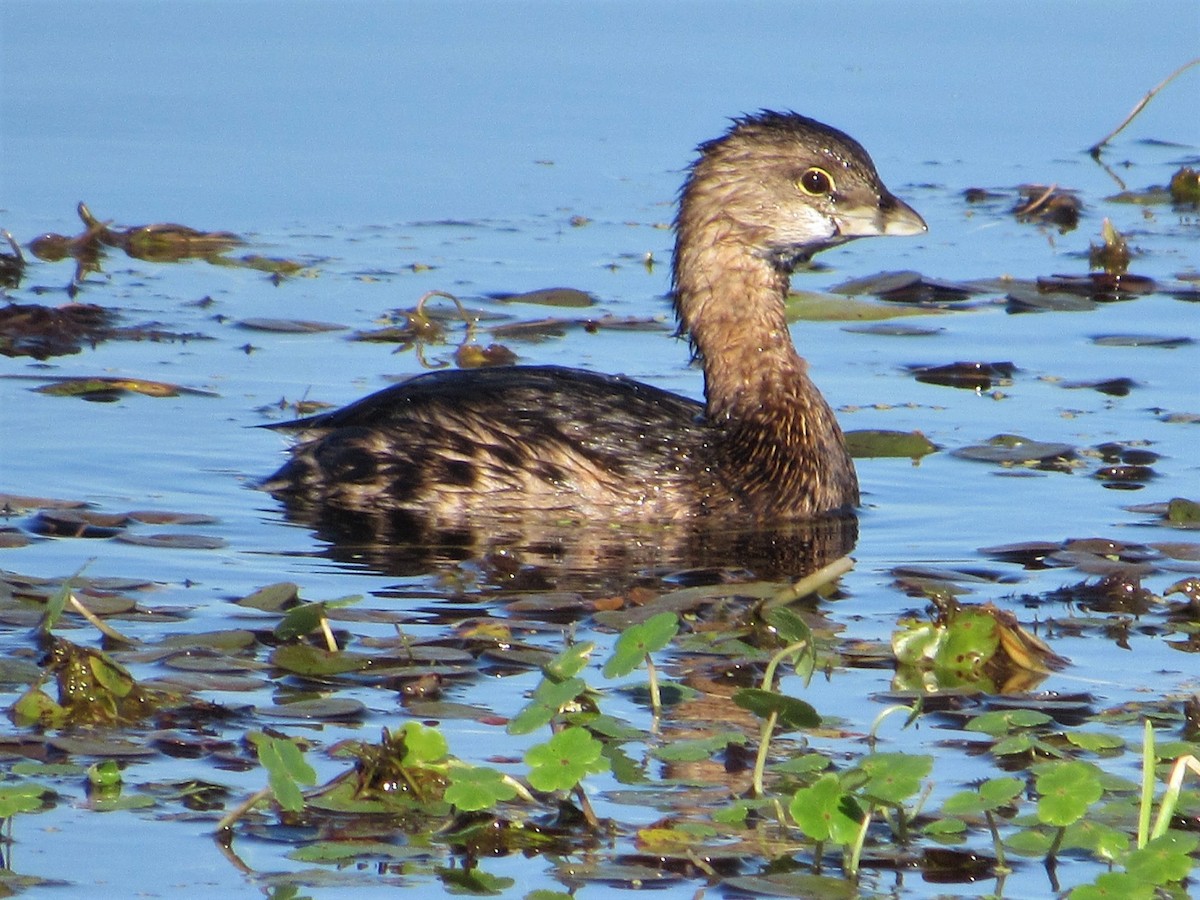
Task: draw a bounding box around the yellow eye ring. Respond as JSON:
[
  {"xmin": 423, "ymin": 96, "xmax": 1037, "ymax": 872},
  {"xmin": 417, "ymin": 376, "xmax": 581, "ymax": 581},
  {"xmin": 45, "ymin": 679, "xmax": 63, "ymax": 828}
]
[{"xmin": 798, "ymin": 167, "xmax": 834, "ymax": 196}]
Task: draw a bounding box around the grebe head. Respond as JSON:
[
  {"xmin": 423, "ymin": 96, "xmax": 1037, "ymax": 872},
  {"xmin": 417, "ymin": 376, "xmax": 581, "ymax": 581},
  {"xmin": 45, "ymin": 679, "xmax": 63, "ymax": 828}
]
[{"xmin": 677, "ymin": 111, "xmax": 926, "ymax": 272}]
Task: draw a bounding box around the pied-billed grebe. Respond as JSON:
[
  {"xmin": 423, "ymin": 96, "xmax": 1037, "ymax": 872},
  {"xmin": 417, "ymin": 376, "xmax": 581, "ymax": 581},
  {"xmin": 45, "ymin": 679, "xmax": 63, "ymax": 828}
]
[{"xmin": 262, "ymin": 112, "xmax": 925, "ymax": 524}]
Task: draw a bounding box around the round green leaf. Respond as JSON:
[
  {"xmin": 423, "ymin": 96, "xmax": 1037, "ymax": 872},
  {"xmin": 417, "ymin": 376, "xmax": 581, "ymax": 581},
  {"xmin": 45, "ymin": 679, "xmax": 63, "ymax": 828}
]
[
  {"xmin": 399, "ymin": 721, "xmax": 448, "ymax": 766},
  {"xmin": 1124, "ymin": 833, "xmax": 1200, "ymax": 885},
  {"xmin": 856, "ymin": 752, "xmax": 932, "ymax": 805},
  {"xmin": 525, "ymin": 726, "xmax": 608, "ymax": 792},
  {"xmin": 444, "ymin": 766, "xmax": 517, "ymax": 812},
  {"xmin": 603, "ymin": 613, "xmax": 679, "ymax": 679},
  {"xmin": 790, "ymin": 773, "xmax": 863, "ymax": 844},
  {"xmin": 1035, "ymin": 760, "xmax": 1102, "ymax": 827},
  {"xmin": 1068, "ymin": 872, "xmax": 1155, "ymax": 900}
]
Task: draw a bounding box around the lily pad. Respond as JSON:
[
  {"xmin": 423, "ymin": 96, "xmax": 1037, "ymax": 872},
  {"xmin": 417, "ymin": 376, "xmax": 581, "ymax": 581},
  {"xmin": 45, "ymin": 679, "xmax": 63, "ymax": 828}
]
[
  {"xmin": 830, "ymin": 270, "xmax": 980, "ymax": 304},
  {"xmin": 269, "ymin": 643, "xmax": 372, "ymax": 676},
  {"xmin": 909, "ymin": 361, "xmax": 1015, "ymax": 390},
  {"xmin": 33, "ymin": 376, "xmax": 217, "ymax": 399},
  {"xmin": 114, "ymin": 533, "xmax": 228, "ymax": 550},
  {"xmin": 490, "ymin": 287, "xmax": 595, "ymax": 308},
  {"xmin": 786, "ymin": 290, "xmax": 944, "ymax": 322},
  {"xmin": 256, "ymin": 697, "xmax": 367, "ymax": 720},
  {"xmin": 236, "ymin": 582, "xmax": 301, "ymax": 611},
  {"xmin": 952, "ymin": 434, "xmax": 1076, "ymax": 467},
  {"xmin": 844, "ymin": 429, "xmax": 938, "ymax": 459},
  {"xmin": 1061, "ymin": 376, "xmax": 1137, "ymax": 396},
  {"xmin": 1091, "ymin": 333, "xmax": 1192, "ymax": 348},
  {"xmin": 1006, "ymin": 288, "xmax": 1098, "ymax": 313},
  {"xmin": 236, "ymin": 318, "xmax": 347, "ymax": 333}
]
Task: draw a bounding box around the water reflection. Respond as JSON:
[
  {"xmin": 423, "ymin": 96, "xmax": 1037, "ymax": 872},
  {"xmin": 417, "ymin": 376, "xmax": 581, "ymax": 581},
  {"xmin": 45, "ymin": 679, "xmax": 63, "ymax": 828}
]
[{"xmin": 271, "ymin": 494, "xmax": 857, "ymax": 586}]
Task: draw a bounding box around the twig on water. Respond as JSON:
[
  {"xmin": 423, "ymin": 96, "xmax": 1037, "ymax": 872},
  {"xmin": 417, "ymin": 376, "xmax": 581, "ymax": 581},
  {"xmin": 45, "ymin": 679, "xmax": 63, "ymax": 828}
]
[{"xmin": 1089, "ymin": 57, "xmax": 1200, "ymax": 158}]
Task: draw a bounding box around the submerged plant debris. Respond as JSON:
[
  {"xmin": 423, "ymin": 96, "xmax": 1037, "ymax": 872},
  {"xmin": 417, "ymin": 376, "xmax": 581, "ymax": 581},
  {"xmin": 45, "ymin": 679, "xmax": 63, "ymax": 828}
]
[{"xmin": 22, "ymin": 202, "xmax": 304, "ymax": 286}]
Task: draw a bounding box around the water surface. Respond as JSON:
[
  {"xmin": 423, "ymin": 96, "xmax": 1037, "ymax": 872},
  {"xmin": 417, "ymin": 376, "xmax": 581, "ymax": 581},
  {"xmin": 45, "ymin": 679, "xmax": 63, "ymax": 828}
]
[{"xmin": 1, "ymin": 1, "xmax": 1198, "ymax": 897}]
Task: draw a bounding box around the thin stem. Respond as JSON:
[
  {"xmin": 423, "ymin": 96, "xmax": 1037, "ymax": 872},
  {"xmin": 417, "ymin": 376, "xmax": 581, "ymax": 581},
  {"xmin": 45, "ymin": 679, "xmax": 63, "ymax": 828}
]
[
  {"xmin": 846, "ymin": 803, "xmax": 872, "ymax": 880},
  {"xmin": 1045, "ymin": 825, "xmax": 1066, "ymax": 864},
  {"xmin": 68, "ymin": 593, "xmax": 135, "ymax": 644},
  {"xmin": 215, "ymin": 786, "xmax": 272, "ymax": 834},
  {"xmin": 1151, "ymin": 754, "xmax": 1200, "ymax": 841},
  {"xmin": 1089, "ymin": 57, "xmax": 1200, "ymax": 157},
  {"xmin": 319, "ymin": 614, "xmax": 339, "ymax": 652},
  {"xmin": 572, "ymin": 783, "xmax": 601, "ymax": 831},
  {"xmin": 762, "ymin": 640, "xmax": 808, "ymax": 692},
  {"xmin": 751, "ymin": 710, "xmax": 779, "ymax": 798},
  {"xmin": 645, "ymin": 655, "xmax": 661, "ymax": 715},
  {"xmin": 867, "ymin": 703, "xmax": 918, "ymax": 750},
  {"xmin": 764, "ymin": 555, "xmax": 854, "ymax": 609},
  {"xmin": 984, "ymin": 810, "xmax": 1008, "ymax": 872},
  {"xmin": 1138, "ymin": 718, "xmax": 1154, "ymax": 848}
]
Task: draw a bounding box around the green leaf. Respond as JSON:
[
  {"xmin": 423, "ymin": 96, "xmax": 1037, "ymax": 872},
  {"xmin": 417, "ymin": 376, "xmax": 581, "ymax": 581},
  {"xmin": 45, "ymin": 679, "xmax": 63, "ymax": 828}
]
[
  {"xmin": 10, "ymin": 686, "xmax": 67, "ymax": 727},
  {"xmin": 942, "ymin": 775, "xmax": 1023, "ymax": 816},
  {"xmin": 979, "ymin": 775, "xmax": 1024, "ymax": 806},
  {"xmin": 437, "ymin": 866, "xmax": 514, "ymax": 895},
  {"xmin": 923, "ymin": 817, "xmax": 967, "ymax": 835},
  {"xmin": 444, "ymin": 766, "xmax": 518, "ymax": 812},
  {"xmin": 844, "ymin": 429, "xmax": 938, "ymax": 460},
  {"xmin": 1068, "ymin": 872, "xmax": 1155, "ymax": 900},
  {"xmin": 543, "ymin": 641, "xmax": 595, "ymax": 681},
  {"xmin": 289, "ymin": 841, "xmax": 415, "ymax": 862},
  {"xmin": 274, "ymin": 602, "xmax": 327, "ymax": 640},
  {"xmin": 250, "ymin": 732, "xmax": 315, "ymax": 813},
  {"xmin": 0, "ymin": 783, "xmax": 49, "ymax": 818},
  {"xmin": 1166, "ymin": 497, "xmax": 1200, "ymax": 525},
  {"xmin": 855, "ymin": 752, "xmax": 932, "ymax": 805},
  {"xmin": 1035, "ymin": 760, "xmax": 1103, "ymax": 827},
  {"xmin": 399, "ymin": 721, "xmax": 448, "ymax": 767},
  {"xmin": 1062, "ymin": 820, "xmax": 1129, "ymax": 860},
  {"xmin": 87, "ymin": 653, "xmax": 136, "ymax": 698},
  {"xmin": 602, "ymin": 612, "xmax": 679, "ymax": 679},
  {"xmin": 652, "ymin": 732, "xmax": 747, "ymax": 762},
  {"xmin": 275, "ymin": 737, "xmax": 318, "ymax": 784},
  {"xmin": 712, "ymin": 798, "xmax": 769, "ymax": 827},
  {"xmin": 603, "ymin": 744, "xmax": 647, "ymax": 785},
  {"xmin": 87, "ymin": 759, "xmax": 123, "ymax": 788},
  {"xmin": 90, "ymin": 793, "xmax": 156, "ymax": 812},
  {"xmin": 525, "ymin": 727, "xmax": 608, "ymax": 792},
  {"xmin": 789, "ymin": 773, "xmax": 863, "ymax": 844},
  {"xmin": 965, "ymin": 708, "xmax": 1053, "ymax": 736},
  {"xmin": 507, "ymin": 676, "xmax": 586, "ymax": 735},
  {"xmin": 732, "ymin": 688, "xmax": 820, "ymax": 730},
  {"xmin": 39, "ymin": 578, "xmax": 73, "ymax": 633},
  {"xmin": 892, "ymin": 621, "xmax": 943, "ymax": 665},
  {"xmin": 991, "ymin": 733, "xmax": 1037, "ymax": 756},
  {"xmin": 236, "ymin": 582, "xmax": 300, "ymax": 611},
  {"xmin": 764, "ymin": 607, "xmax": 812, "ymax": 645},
  {"xmin": 1004, "ymin": 827, "xmax": 1056, "ymax": 857},
  {"xmin": 269, "ymin": 643, "xmax": 371, "ymax": 676},
  {"xmin": 772, "ymin": 752, "xmax": 831, "ymax": 777},
  {"xmin": 578, "ymin": 713, "xmax": 642, "ymax": 741},
  {"xmin": 275, "ymin": 595, "xmax": 362, "ymax": 640},
  {"xmin": 1066, "ymin": 731, "xmax": 1126, "ymax": 753},
  {"xmin": 1123, "ymin": 832, "xmax": 1200, "ymax": 885}
]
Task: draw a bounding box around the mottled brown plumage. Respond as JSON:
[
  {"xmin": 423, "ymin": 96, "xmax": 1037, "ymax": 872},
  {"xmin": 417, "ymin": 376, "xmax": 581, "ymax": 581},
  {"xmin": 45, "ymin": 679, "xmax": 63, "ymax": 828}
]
[{"xmin": 262, "ymin": 112, "xmax": 925, "ymax": 530}]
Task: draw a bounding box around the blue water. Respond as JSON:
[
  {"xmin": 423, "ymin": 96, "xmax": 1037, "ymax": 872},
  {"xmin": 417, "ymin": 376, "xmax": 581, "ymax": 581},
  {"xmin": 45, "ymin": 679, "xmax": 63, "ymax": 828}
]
[{"xmin": 1, "ymin": 1, "xmax": 1199, "ymax": 897}]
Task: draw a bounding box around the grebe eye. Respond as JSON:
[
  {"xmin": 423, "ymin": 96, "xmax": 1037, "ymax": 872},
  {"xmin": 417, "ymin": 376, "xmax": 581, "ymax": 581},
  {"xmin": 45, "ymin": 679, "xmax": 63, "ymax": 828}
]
[{"xmin": 798, "ymin": 167, "xmax": 834, "ymax": 196}]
